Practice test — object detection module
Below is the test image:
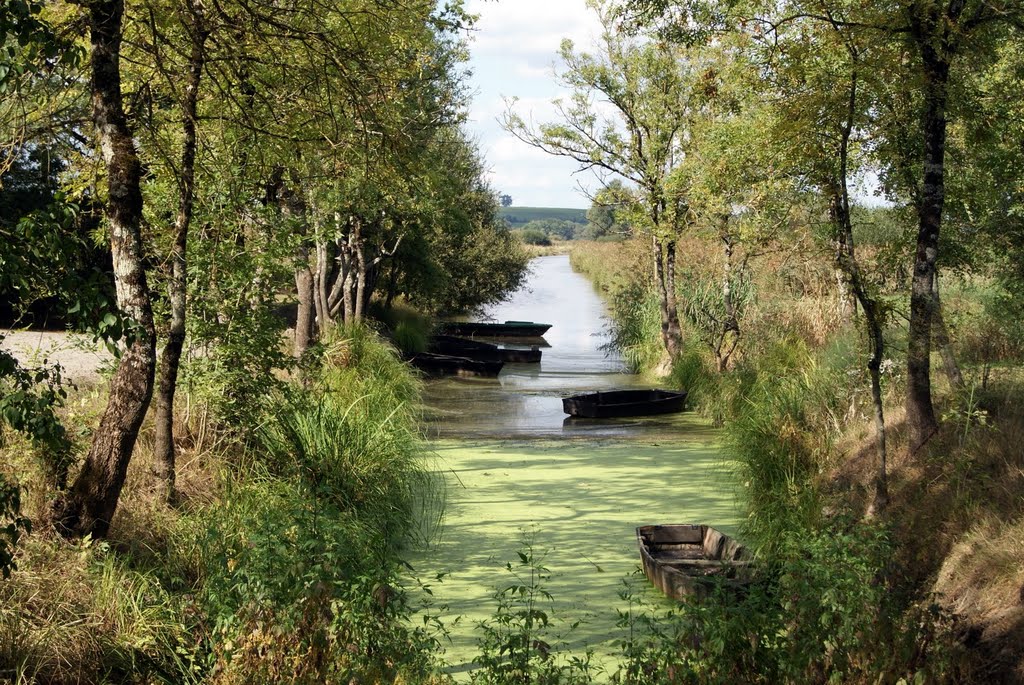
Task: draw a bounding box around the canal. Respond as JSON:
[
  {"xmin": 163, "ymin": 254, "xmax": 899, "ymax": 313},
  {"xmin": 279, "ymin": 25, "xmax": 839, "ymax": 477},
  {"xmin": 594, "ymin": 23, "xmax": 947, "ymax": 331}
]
[{"xmin": 410, "ymin": 254, "xmax": 741, "ymax": 679}]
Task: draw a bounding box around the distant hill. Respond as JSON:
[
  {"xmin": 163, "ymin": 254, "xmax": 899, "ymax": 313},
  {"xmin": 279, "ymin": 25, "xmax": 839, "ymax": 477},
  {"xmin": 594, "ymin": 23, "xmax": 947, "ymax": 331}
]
[{"xmin": 498, "ymin": 206, "xmax": 588, "ymax": 227}]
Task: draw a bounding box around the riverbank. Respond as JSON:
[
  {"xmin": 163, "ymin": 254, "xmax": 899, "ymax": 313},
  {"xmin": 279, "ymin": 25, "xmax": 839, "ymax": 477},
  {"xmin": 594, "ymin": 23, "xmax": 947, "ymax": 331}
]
[{"xmin": 568, "ymin": 238, "xmax": 1024, "ymax": 682}]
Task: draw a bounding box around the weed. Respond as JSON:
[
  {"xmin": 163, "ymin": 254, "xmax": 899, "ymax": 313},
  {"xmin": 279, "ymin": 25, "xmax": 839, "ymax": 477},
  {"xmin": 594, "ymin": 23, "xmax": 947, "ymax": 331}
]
[{"xmin": 471, "ymin": 539, "xmax": 593, "ymax": 685}]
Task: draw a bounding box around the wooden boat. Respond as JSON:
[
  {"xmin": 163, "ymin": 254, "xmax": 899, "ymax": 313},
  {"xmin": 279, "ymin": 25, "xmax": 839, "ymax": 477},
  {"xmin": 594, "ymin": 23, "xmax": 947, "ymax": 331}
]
[
  {"xmin": 636, "ymin": 524, "xmax": 752, "ymax": 600},
  {"xmin": 561, "ymin": 389, "xmax": 687, "ymax": 418},
  {"xmin": 428, "ymin": 335, "xmax": 541, "ymax": 364},
  {"xmin": 439, "ymin": 320, "xmax": 552, "ymax": 338},
  {"xmin": 408, "ymin": 352, "xmax": 503, "ymax": 378}
]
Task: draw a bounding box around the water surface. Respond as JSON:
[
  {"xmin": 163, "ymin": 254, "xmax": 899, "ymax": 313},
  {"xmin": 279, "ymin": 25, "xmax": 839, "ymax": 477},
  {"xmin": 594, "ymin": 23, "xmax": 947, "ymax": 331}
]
[
  {"xmin": 422, "ymin": 254, "xmax": 692, "ymax": 440},
  {"xmin": 411, "ymin": 254, "xmax": 740, "ymax": 679}
]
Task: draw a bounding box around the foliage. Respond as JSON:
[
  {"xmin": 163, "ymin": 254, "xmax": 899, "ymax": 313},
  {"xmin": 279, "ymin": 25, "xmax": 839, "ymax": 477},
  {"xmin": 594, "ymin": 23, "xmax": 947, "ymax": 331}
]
[
  {"xmin": 0, "ymin": 473, "xmax": 29, "ymax": 579},
  {"xmin": 612, "ymin": 525, "xmax": 960, "ymax": 685},
  {"xmin": 608, "ymin": 281, "xmax": 664, "ymax": 373},
  {"xmin": 195, "ymin": 478, "xmax": 444, "ymax": 683},
  {"xmin": 181, "ymin": 209, "xmax": 293, "ymax": 430},
  {"xmin": 471, "ymin": 541, "xmax": 593, "ymax": 685},
  {"xmin": 193, "ymin": 325, "xmax": 446, "ymax": 682},
  {"xmin": 259, "ymin": 326, "xmax": 430, "ymax": 543},
  {"xmin": 725, "ymin": 337, "xmax": 855, "ymax": 552},
  {"xmin": 585, "ymin": 181, "xmax": 632, "ymax": 240},
  {"xmin": 498, "ymin": 207, "xmax": 588, "ymax": 227},
  {"xmin": 521, "ymin": 219, "xmax": 581, "ymax": 240},
  {"xmin": 517, "ymin": 228, "xmax": 552, "ymax": 246},
  {"xmin": 0, "ymin": 344, "xmax": 72, "ymax": 484},
  {"xmin": 0, "ymin": 0, "xmax": 80, "ymax": 96},
  {"xmin": 0, "ymin": 149, "xmax": 113, "ymax": 331}
]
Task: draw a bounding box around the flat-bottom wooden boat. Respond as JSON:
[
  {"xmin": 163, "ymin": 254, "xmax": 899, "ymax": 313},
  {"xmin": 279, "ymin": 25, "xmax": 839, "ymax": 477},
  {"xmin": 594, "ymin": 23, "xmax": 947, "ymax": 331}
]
[
  {"xmin": 636, "ymin": 524, "xmax": 752, "ymax": 600},
  {"xmin": 409, "ymin": 352, "xmax": 503, "ymax": 378},
  {"xmin": 440, "ymin": 320, "xmax": 552, "ymax": 338},
  {"xmin": 562, "ymin": 389, "xmax": 687, "ymax": 418},
  {"xmin": 428, "ymin": 335, "xmax": 542, "ymax": 363}
]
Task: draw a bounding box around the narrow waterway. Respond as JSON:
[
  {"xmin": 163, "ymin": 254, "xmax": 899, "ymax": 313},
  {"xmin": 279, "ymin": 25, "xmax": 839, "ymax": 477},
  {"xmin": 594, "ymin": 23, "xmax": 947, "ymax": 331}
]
[{"xmin": 410, "ymin": 254, "xmax": 741, "ymax": 679}]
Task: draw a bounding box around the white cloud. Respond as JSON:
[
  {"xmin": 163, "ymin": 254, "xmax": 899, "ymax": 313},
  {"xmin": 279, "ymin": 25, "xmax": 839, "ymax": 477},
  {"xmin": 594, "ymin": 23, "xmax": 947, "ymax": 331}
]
[
  {"xmin": 466, "ymin": 0, "xmax": 604, "ymax": 57},
  {"xmin": 462, "ymin": 0, "xmax": 608, "ymax": 208}
]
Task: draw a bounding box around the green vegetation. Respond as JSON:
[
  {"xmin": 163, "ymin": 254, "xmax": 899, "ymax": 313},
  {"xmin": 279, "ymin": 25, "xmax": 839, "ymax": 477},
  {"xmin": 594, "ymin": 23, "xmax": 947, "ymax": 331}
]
[
  {"xmin": 498, "ymin": 207, "xmax": 588, "ymax": 227},
  {"xmin": 569, "ymin": 225, "xmax": 1024, "ymax": 680},
  {"xmin": 0, "ymin": 327, "xmax": 451, "ymax": 683},
  {"xmin": 2, "ymin": 0, "xmax": 1024, "ymax": 679}
]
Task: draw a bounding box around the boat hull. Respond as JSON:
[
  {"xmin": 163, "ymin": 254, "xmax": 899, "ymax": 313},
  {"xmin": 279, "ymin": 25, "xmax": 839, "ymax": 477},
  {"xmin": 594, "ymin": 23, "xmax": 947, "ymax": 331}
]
[
  {"xmin": 636, "ymin": 524, "xmax": 751, "ymax": 600},
  {"xmin": 440, "ymin": 320, "xmax": 552, "ymax": 338},
  {"xmin": 409, "ymin": 352, "xmax": 503, "ymax": 378},
  {"xmin": 428, "ymin": 335, "xmax": 542, "ymax": 364},
  {"xmin": 562, "ymin": 389, "xmax": 687, "ymax": 418}
]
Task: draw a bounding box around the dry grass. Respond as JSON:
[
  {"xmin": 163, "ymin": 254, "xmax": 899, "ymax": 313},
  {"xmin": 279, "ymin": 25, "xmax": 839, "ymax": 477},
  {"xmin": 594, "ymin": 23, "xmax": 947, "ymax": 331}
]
[
  {"xmin": 822, "ymin": 376, "xmax": 1024, "ymax": 682},
  {"xmin": 1, "ymin": 385, "xmax": 221, "ymax": 684}
]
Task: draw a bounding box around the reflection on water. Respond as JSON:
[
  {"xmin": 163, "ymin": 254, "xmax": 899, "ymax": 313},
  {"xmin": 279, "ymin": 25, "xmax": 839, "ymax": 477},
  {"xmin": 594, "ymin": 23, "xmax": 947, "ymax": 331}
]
[{"xmin": 423, "ymin": 254, "xmax": 686, "ymax": 439}]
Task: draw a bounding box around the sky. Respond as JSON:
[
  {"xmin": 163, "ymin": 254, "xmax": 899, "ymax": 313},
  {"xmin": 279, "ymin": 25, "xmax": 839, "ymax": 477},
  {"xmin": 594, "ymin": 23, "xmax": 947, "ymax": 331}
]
[{"xmin": 462, "ymin": 0, "xmax": 605, "ymax": 210}]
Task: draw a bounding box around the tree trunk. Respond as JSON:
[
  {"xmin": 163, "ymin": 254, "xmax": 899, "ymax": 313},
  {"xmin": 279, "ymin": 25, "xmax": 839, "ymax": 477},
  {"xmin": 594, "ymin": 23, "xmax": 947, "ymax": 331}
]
[
  {"xmin": 653, "ymin": 236, "xmax": 682, "ymax": 359},
  {"xmin": 717, "ymin": 223, "xmax": 740, "ymax": 373},
  {"xmin": 294, "ymin": 250, "xmax": 315, "ymax": 355},
  {"xmin": 51, "ymin": 0, "xmax": 156, "ymax": 538},
  {"xmin": 284, "ymin": 190, "xmax": 314, "ymax": 356},
  {"xmin": 153, "ymin": 4, "xmax": 206, "ymax": 503},
  {"xmin": 906, "ymin": 44, "xmax": 948, "ymax": 452},
  {"xmin": 829, "ymin": 60, "xmax": 887, "ymax": 510},
  {"xmin": 932, "ymin": 272, "xmax": 964, "ymax": 392},
  {"xmin": 833, "ymin": 229, "xmax": 855, "ymax": 324},
  {"xmin": 354, "ymin": 239, "xmax": 366, "ymax": 323}
]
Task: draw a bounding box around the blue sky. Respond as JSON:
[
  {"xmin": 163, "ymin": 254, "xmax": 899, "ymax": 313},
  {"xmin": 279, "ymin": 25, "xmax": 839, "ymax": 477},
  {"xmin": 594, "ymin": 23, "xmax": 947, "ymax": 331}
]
[{"xmin": 462, "ymin": 0, "xmax": 604, "ymax": 209}]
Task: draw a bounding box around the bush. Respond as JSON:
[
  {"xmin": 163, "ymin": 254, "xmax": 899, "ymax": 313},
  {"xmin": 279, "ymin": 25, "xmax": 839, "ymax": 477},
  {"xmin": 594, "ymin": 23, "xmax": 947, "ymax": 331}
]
[
  {"xmin": 614, "ymin": 522, "xmax": 959, "ymax": 685},
  {"xmin": 518, "ymin": 228, "xmax": 551, "ymax": 246},
  {"xmin": 190, "ymin": 324, "xmax": 447, "ymax": 683}
]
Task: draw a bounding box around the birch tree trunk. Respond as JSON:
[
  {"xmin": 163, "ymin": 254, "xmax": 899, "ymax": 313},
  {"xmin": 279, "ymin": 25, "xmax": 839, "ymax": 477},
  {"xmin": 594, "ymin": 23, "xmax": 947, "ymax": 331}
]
[
  {"xmin": 51, "ymin": 0, "xmax": 157, "ymax": 538},
  {"xmin": 717, "ymin": 223, "xmax": 740, "ymax": 373}
]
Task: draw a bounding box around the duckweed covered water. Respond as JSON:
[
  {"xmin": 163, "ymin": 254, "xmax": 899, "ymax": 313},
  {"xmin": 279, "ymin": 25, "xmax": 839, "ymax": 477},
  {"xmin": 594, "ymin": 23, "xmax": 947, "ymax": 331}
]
[{"xmin": 409, "ymin": 255, "xmax": 742, "ymax": 678}]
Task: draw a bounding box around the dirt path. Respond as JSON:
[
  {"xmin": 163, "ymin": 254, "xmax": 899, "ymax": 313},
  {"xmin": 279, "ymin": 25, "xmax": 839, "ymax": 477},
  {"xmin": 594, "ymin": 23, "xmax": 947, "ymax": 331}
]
[{"xmin": 1, "ymin": 329, "xmax": 113, "ymax": 384}]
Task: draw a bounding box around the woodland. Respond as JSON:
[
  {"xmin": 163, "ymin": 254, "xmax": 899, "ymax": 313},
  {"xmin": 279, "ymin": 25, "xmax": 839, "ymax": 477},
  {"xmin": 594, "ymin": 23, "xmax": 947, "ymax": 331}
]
[{"xmin": 1, "ymin": 0, "xmax": 1024, "ymax": 682}]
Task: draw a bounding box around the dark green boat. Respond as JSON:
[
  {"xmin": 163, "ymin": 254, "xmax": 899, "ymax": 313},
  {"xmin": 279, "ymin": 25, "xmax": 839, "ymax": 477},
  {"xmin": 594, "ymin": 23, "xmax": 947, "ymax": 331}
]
[{"xmin": 439, "ymin": 320, "xmax": 552, "ymax": 338}]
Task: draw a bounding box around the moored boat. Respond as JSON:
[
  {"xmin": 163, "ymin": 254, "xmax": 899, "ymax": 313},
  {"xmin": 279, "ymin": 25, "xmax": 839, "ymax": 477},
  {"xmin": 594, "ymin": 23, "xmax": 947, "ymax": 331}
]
[
  {"xmin": 428, "ymin": 335, "xmax": 542, "ymax": 363},
  {"xmin": 561, "ymin": 389, "xmax": 686, "ymax": 418},
  {"xmin": 409, "ymin": 352, "xmax": 503, "ymax": 378},
  {"xmin": 636, "ymin": 524, "xmax": 752, "ymax": 600},
  {"xmin": 439, "ymin": 320, "xmax": 552, "ymax": 338}
]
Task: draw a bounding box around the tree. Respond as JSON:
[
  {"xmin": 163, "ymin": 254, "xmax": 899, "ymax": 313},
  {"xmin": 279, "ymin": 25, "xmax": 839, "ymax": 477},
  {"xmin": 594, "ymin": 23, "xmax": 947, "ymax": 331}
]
[
  {"xmin": 50, "ymin": 0, "xmax": 158, "ymax": 538},
  {"xmin": 760, "ymin": 6, "xmax": 894, "ymax": 508},
  {"xmin": 504, "ymin": 0, "xmax": 701, "ymax": 359},
  {"xmin": 156, "ymin": 0, "xmax": 206, "ymax": 500},
  {"xmin": 625, "ymin": 0, "xmax": 1024, "ymax": 450},
  {"xmin": 500, "ymin": 193, "xmax": 513, "ymax": 207},
  {"xmin": 585, "ymin": 179, "xmax": 630, "ymax": 239}
]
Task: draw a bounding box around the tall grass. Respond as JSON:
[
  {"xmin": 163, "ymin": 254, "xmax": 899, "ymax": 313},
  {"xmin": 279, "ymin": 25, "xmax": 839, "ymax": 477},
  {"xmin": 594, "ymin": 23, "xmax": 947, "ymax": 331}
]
[
  {"xmin": 188, "ymin": 324, "xmax": 448, "ymax": 682},
  {"xmin": 608, "ymin": 284, "xmax": 665, "ymax": 373},
  {"xmin": 723, "ymin": 336, "xmax": 855, "ymax": 553}
]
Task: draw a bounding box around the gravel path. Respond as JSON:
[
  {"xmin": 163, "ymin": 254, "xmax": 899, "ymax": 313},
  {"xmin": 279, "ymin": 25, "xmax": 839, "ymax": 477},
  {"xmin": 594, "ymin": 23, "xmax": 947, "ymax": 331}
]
[{"xmin": 1, "ymin": 329, "xmax": 113, "ymax": 384}]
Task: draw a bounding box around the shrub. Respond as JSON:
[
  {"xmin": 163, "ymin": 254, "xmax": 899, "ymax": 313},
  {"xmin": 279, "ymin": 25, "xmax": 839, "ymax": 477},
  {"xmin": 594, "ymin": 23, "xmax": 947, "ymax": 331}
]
[
  {"xmin": 518, "ymin": 228, "xmax": 551, "ymax": 246},
  {"xmin": 190, "ymin": 325, "xmax": 446, "ymax": 682}
]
